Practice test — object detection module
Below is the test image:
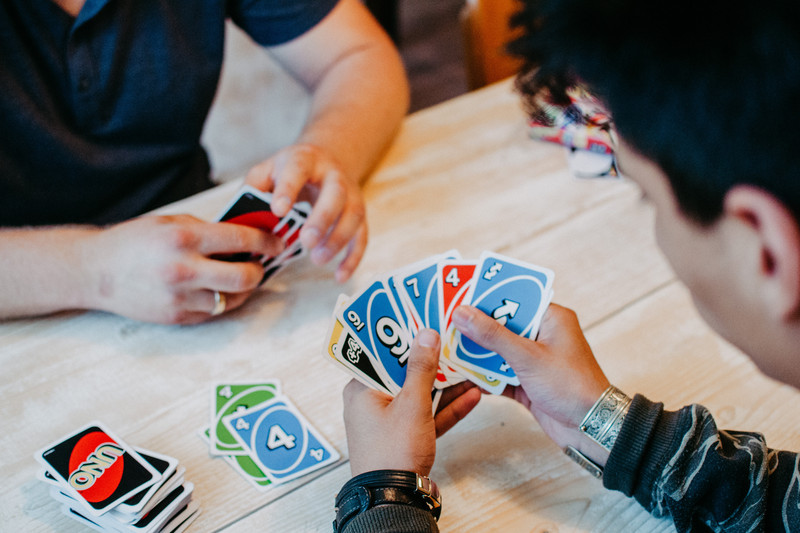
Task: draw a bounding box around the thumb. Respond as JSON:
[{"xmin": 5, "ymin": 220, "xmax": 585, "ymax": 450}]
[
  {"xmin": 451, "ymin": 305, "xmax": 540, "ymax": 373},
  {"xmin": 397, "ymin": 329, "xmax": 441, "ymax": 404}
]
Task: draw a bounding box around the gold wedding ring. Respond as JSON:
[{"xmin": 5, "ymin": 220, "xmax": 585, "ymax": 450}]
[{"xmin": 211, "ymin": 290, "xmax": 227, "ymax": 316}]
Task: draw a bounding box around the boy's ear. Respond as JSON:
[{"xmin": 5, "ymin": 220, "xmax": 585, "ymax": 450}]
[{"xmin": 724, "ymin": 185, "xmax": 800, "ymax": 319}]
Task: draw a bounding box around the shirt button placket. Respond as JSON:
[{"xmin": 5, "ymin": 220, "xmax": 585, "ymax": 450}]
[{"xmin": 68, "ymin": 33, "xmax": 98, "ymax": 129}]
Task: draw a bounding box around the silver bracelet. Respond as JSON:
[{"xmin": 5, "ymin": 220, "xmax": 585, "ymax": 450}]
[
  {"xmin": 579, "ymin": 385, "xmax": 631, "ymax": 452},
  {"xmin": 563, "ymin": 445, "xmax": 603, "ymax": 479}
]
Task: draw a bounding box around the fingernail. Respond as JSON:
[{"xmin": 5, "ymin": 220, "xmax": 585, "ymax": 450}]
[
  {"xmin": 302, "ymin": 227, "xmax": 321, "ymax": 248},
  {"xmin": 452, "ymin": 306, "xmax": 471, "ymax": 328},
  {"xmin": 273, "ymin": 196, "xmax": 291, "ymax": 214},
  {"xmin": 312, "ymin": 246, "xmax": 332, "ymax": 263},
  {"xmin": 418, "ymin": 328, "xmax": 439, "ymax": 348}
]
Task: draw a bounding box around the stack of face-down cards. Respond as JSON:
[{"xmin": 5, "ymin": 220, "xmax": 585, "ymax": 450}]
[
  {"xmin": 215, "ymin": 185, "xmax": 311, "ymax": 286},
  {"xmin": 199, "ymin": 382, "xmax": 339, "ymax": 491},
  {"xmin": 325, "ymin": 250, "xmax": 554, "ymax": 398},
  {"xmin": 34, "ymin": 422, "xmax": 199, "ymax": 533}
]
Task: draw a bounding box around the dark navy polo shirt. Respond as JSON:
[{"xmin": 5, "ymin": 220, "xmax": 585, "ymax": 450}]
[{"xmin": 0, "ymin": 0, "xmax": 338, "ymax": 226}]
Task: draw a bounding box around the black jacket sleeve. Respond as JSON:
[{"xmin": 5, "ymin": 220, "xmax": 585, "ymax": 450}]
[
  {"xmin": 604, "ymin": 394, "xmax": 800, "ymax": 532},
  {"xmin": 341, "ymin": 505, "xmax": 439, "ymax": 533}
]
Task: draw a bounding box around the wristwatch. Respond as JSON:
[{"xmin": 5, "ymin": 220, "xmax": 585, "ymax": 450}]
[{"xmin": 333, "ymin": 470, "xmax": 442, "ymax": 532}]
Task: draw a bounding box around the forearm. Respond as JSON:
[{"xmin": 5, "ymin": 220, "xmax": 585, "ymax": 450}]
[
  {"xmin": 0, "ymin": 226, "xmax": 100, "ymax": 318},
  {"xmin": 604, "ymin": 395, "xmax": 800, "ymax": 532},
  {"xmin": 296, "ymin": 39, "xmax": 409, "ymax": 185},
  {"xmin": 270, "ymin": 0, "xmax": 410, "ymax": 186}
]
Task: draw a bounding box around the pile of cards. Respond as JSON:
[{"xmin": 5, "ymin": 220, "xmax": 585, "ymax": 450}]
[
  {"xmin": 526, "ymin": 85, "xmax": 618, "ymax": 179},
  {"xmin": 34, "ymin": 422, "xmax": 199, "ymax": 532},
  {"xmin": 199, "ymin": 382, "xmax": 339, "ymax": 491},
  {"xmin": 215, "ymin": 185, "xmax": 311, "ymax": 286},
  {"xmin": 325, "ymin": 250, "xmax": 554, "ymax": 396}
]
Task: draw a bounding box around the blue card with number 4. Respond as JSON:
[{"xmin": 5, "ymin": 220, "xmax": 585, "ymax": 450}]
[
  {"xmin": 222, "ymin": 397, "xmax": 339, "ymax": 484},
  {"xmin": 339, "ymin": 280, "xmax": 413, "ymax": 393},
  {"xmin": 451, "ymin": 252, "xmax": 554, "ymax": 382}
]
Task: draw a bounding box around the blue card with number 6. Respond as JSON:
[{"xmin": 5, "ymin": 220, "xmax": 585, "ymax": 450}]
[
  {"xmin": 222, "ymin": 397, "xmax": 339, "ymax": 484},
  {"xmin": 451, "ymin": 252, "xmax": 555, "ymax": 382},
  {"xmin": 339, "ymin": 280, "xmax": 413, "ymax": 393}
]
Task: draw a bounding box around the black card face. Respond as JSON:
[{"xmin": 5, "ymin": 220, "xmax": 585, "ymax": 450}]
[
  {"xmin": 219, "ymin": 193, "xmax": 272, "ymax": 221},
  {"xmin": 37, "ymin": 424, "xmax": 159, "ymax": 514},
  {"xmin": 340, "ymin": 331, "xmax": 391, "ymax": 393},
  {"xmin": 119, "ymin": 451, "xmax": 172, "ymax": 507},
  {"xmin": 133, "ymin": 484, "xmax": 185, "ymax": 528}
]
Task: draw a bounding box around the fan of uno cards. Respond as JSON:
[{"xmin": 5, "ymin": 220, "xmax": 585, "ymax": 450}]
[{"xmin": 325, "ymin": 250, "xmax": 554, "ymax": 396}]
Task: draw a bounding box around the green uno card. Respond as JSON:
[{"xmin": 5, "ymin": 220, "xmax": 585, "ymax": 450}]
[{"xmin": 210, "ymin": 382, "xmax": 280, "ymax": 456}]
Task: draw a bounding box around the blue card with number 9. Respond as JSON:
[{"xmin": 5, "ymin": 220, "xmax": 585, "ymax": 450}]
[
  {"xmin": 222, "ymin": 397, "xmax": 339, "ymax": 484},
  {"xmin": 340, "ymin": 280, "xmax": 413, "ymax": 393}
]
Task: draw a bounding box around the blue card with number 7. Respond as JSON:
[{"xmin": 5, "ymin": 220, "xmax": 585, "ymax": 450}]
[
  {"xmin": 222, "ymin": 397, "xmax": 339, "ymax": 484},
  {"xmin": 451, "ymin": 252, "xmax": 554, "ymax": 382},
  {"xmin": 339, "ymin": 280, "xmax": 413, "ymax": 394}
]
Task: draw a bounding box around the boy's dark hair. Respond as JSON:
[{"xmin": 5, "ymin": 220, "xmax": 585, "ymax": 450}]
[{"xmin": 509, "ymin": 0, "xmax": 800, "ymax": 225}]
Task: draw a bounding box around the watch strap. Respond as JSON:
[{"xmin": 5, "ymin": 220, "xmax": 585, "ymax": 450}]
[{"xmin": 334, "ymin": 470, "xmax": 441, "ymax": 533}]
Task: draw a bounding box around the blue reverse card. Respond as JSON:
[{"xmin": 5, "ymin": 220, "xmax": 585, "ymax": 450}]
[
  {"xmin": 452, "ymin": 252, "xmax": 554, "ymax": 379},
  {"xmin": 341, "ymin": 280, "xmax": 412, "ymax": 391},
  {"xmin": 223, "ymin": 398, "xmax": 339, "ymax": 484}
]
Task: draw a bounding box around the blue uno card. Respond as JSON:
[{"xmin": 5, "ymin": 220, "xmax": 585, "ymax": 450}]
[
  {"xmin": 341, "ymin": 280, "xmax": 412, "ymax": 392},
  {"xmin": 223, "ymin": 398, "xmax": 339, "ymax": 484},
  {"xmin": 395, "ymin": 251, "xmax": 460, "ymax": 335},
  {"xmin": 452, "ymin": 252, "xmax": 554, "ymax": 380}
]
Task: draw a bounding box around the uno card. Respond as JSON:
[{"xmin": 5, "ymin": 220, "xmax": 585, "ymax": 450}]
[
  {"xmin": 198, "ymin": 427, "xmax": 272, "ymax": 491},
  {"xmin": 441, "ymin": 329, "xmax": 507, "ymax": 394},
  {"xmin": 393, "ymin": 250, "xmax": 461, "ymax": 334},
  {"xmin": 450, "ymin": 252, "xmax": 554, "ymax": 381},
  {"xmin": 223, "ymin": 397, "xmax": 339, "ymax": 484},
  {"xmin": 437, "ymin": 260, "xmax": 477, "ymax": 335},
  {"xmin": 160, "ymin": 500, "xmax": 201, "ymax": 533},
  {"xmin": 35, "ymin": 422, "xmax": 161, "ymax": 516},
  {"xmin": 340, "ymin": 280, "xmax": 413, "ymax": 393},
  {"xmin": 210, "ymin": 382, "xmax": 281, "ymax": 456},
  {"xmin": 216, "ymin": 186, "xmax": 281, "ymax": 231},
  {"xmin": 112, "ymin": 448, "xmax": 178, "ymax": 516},
  {"xmin": 325, "ymin": 295, "xmax": 393, "ymax": 394}
]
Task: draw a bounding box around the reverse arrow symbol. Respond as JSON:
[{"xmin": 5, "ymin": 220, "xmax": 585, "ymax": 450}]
[{"xmin": 492, "ymin": 299, "xmax": 520, "ymax": 326}]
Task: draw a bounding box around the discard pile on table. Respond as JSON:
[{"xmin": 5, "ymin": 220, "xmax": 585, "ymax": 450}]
[
  {"xmin": 199, "ymin": 382, "xmax": 339, "ymax": 491},
  {"xmin": 324, "ymin": 250, "xmax": 554, "ymax": 397},
  {"xmin": 34, "ymin": 422, "xmax": 199, "ymax": 532}
]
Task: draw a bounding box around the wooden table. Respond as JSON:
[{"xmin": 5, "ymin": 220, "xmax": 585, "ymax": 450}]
[{"xmin": 3, "ymin": 80, "xmax": 799, "ymax": 532}]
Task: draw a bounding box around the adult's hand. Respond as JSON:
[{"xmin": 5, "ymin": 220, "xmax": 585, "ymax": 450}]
[
  {"xmin": 452, "ymin": 304, "xmax": 611, "ymax": 464},
  {"xmin": 245, "ymin": 143, "xmax": 367, "ymax": 282},
  {"xmin": 343, "ymin": 329, "xmax": 482, "ymax": 476},
  {"xmin": 81, "ymin": 214, "xmax": 283, "ymax": 324}
]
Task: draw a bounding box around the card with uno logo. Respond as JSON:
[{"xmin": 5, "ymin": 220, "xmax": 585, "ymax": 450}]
[
  {"xmin": 35, "ymin": 422, "xmax": 161, "ymax": 516},
  {"xmin": 340, "ymin": 280, "xmax": 413, "ymax": 392},
  {"xmin": 451, "ymin": 252, "xmax": 554, "ymax": 380},
  {"xmin": 210, "ymin": 382, "xmax": 281, "ymax": 456},
  {"xmin": 223, "ymin": 398, "xmax": 339, "ymax": 484}
]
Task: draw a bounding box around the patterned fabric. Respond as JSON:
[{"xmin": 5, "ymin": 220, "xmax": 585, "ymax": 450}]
[{"xmin": 605, "ymin": 395, "xmax": 800, "ymax": 532}]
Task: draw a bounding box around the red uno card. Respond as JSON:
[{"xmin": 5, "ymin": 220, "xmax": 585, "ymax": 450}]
[
  {"xmin": 437, "ymin": 260, "xmax": 477, "ymax": 335},
  {"xmin": 35, "ymin": 422, "xmax": 161, "ymax": 516}
]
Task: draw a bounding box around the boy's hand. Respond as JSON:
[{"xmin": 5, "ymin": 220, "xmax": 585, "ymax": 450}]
[
  {"xmin": 343, "ymin": 329, "xmax": 482, "ymax": 476},
  {"xmin": 452, "ymin": 304, "xmax": 611, "ymax": 462}
]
